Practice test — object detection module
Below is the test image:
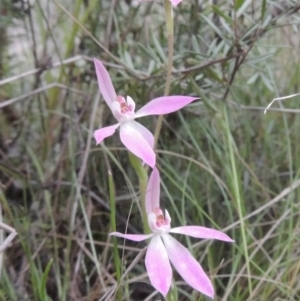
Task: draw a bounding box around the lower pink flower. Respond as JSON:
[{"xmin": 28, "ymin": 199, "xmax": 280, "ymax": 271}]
[{"xmin": 110, "ymin": 168, "xmax": 234, "ymax": 298}]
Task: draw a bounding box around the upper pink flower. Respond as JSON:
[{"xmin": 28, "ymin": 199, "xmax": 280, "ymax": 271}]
[
  {"xmin": 110, "ymin": 168, "xmax": 234, "ymax": 298},
  {"xmin": 93, "ymin": 59, "xmax": 196, "ymax": 167},
  {"xmin": 138, "ymin": 0, "xmax": 183, "ymax": 6}
]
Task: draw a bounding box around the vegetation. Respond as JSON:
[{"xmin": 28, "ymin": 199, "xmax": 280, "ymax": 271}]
[{"xmin": 0, "ymin": 0, "xmax": 300, "ymax": 300}]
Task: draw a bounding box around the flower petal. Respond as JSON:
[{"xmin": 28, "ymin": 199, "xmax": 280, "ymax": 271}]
[
  {"xmin": 94, "ymin": 58, "xmax": 117, "ymax": 107},
  {"xmin": 110, "ymin": 101, "xmax": 123, "ymax": 121},
  {"xmin": 170, "ymin": 226, "xmax": 234, "ymax": 242},
  {"xmin": 93, "ymin": 123, "xmax": 120, "ymax": 144},
  {"xmin": 126, "ymin": 96, "xmax": 136, "ymax": 112},
  {"xmin": 134, "ymin": 96, "xmax": 197, "ymax": 118},
  {"xmin": 161, "ymin": 234, "xmax": 214, "ymax": 298},
  {"xmin": 145, "ymin": 167, "xmax": 160, "ymax": 214},
  {"xmin": 120, "ymin": 122, "xmax": 156, "ymax": 167},
  {"xmin": 148, "ymin": 213, "xmax": 158, "ymax": 233},
  {"xmin": 130, "ymin": 120, "xmax": 154, "ymax": 149},
  {"xmin": 164, "ymin": 209, "xmax": 171, "ymax": 225},
  {"xmin": 145, "ymin": 235, "xmax": 172, "ymax": 297},
  {"xmin": 170, "ymin": 0, "xmax": 183, "ymax": 6},
  {"xmin": 109, "ymin": 232, "xmax": 153, "ymax": 242}
]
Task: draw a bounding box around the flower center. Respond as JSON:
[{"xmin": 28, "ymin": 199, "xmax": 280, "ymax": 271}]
[
  {"xmin": 153, "ymin": 208, "xmax": 168, "ymax": 228},
  {"xmin": 117, "ymin": 95, "xmax": 133, "ymax": 114}
]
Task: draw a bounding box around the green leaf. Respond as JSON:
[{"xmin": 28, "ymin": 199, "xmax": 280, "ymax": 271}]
[
  {"xmin": 190, "ymin": 77, "xmax": 218, "ymax": 113},
  {"xmin": 108, "ymin": 171, "xmax": 122, "ymax": 301},
  {"xmin": 200, "ymin": 13, "xmax": 225, "ymax": 40},
  {"xmin": 204, "ymin": 67, "xmax": 223, "ymax": 84},
  {"xmin": 235, "ymin": 0, "xmax": 245, "ymax": 11},
  {"xmin": 236, "ymin": 0, "xmax": 252, "ymax": 17},
  {"xmin": 39, "ymin": 259, "xmax": 53, "ymax": 301},
  {"xmin": 261, "ymin": 0, "xmax": 267, "ymax": 21},
  {"xmin": 152, "ymin": 32, "xmax": 167, "ymax": 63},
  {"xmin": 212, "ymin": 5, "xmax": 233, "ymax": 24},
  {"xmin": 191, "ymin": 35, "xmax": 200, "ymax": 53}
]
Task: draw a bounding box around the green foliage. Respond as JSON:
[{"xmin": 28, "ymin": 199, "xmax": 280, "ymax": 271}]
[{"xmin": 0, "ymin": 0, "xmax": 300, "ymax": 300}]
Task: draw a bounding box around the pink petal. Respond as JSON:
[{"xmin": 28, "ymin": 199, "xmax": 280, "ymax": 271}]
[
  {"xmin": 93, "ymin": 124, "xmax": 120, "ymax": 144},
  {"xmin": 148, "ymin": 213, "xmax": 158, "ymax": 233},
  {"xmin": 110, "ymin": 101, "xmax": 124, "ymax": 121},
  {"xmin": 145, "ymin": 167, "xmax": 160, "ymax": 214},
  {"xmin": 119, "ymin": 122, "xmax": 156, "ymax": 167},
  {"xmin": 161, "ymin": 234, "xmax": 214, "ymax": 298},
  {"xmin": 94, "ymin": 58, "xmax": 117, "ymax": 107},
  {"xmin": 170, "ymin": 226, "xmax": 234, "ymax": 242},
  {"xmin": 134, "ymin": 96, "xmax": 197, "ymax": 118},
  {"xmin": 145, "ymin": 235, "xmax": 172, "ymax": 297},
  {"xmin": 126, "ymin": 96, "xmax": 136, "ymax": 112},
  {"xmin": 164, "ymin": 209, "xmax": 171, "ymax": 224},
  {"xmin": 170, "ymin": 0, "xmax": 183, "ymax": 5},
  {"xmin": 109, "ymin": 232, "xmax": 153, "ymax": 242},
  {"xmin": 130, "ymin": 120, "xmax": 154, "ymax": 149}
]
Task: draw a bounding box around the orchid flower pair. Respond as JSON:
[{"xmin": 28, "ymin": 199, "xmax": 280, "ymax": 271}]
[
  {"xmin": 110, "ymin": 168, "xmax": 234, "ymax": 298},
  {"xmin": 93, "ymin": 59, "xmax": 196, "ymax": 167}
]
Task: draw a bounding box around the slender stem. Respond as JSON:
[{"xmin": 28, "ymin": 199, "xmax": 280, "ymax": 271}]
[
  {"xmin": 133, "ymin": 1, "xmax": 174, "ymax": 234},
  {"xmin": 128, "ymin": 153, "xmax": 151, "ymax": 234},
  {"xmin": 165, "ymin": 280, "xmax": 178, "ymax": 301},
  {"xmin": 154, "ymin": 0, "xmax": 174, "ymax": 148},
  {"xmin": 156, "ymin": 2, "xmax": 178, "ymax": 300},
  {"xmin": 163, "ymin": 0, "xmax": 174, "ymax": 97},
  {"xmin": 128, "ymin": 0, "xmax": 174, "ymax": 232}
]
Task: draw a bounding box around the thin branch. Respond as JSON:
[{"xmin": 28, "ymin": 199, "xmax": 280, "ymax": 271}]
[
  {"xmin": 264, "ymin": 93, "xmax": 300, "ymax": 114},
  {"xmin": 0, "ymin": 83, "xmax": 89, "ymax": 109}
]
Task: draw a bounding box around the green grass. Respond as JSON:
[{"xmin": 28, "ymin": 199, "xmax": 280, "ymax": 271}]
[{"xmin": 0, "ymin": 0, "xmax": 300, "ymax": 300}]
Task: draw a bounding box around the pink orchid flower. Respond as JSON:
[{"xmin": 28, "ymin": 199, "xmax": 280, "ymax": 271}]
[
  {"xmin": 93, "ymin": 58, "xmax": 196, "ymax": 168},
  {"xmin": 138, "ymin": 0, "xmax": 183, "ymax": 6},
  {"xmin": 110, "ymin": 168, "xmax": 234, "ymax": 298}
]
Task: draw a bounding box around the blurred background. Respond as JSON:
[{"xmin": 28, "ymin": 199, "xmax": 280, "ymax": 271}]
[{"xmin": 0, "ymin": 0, "xmax": 300, "ymax": 300}]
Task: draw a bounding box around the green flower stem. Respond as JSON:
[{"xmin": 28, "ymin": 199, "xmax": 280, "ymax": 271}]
[
  {"xmin": 128, "ymin": 153, "xmax": 151, "ymax": 234},
  {"xmin": 157, "ymin": 2, "xmax": 178, "ymax": 300},
  {"xmin": 130, "ymin": 1, "xmax": 174, "ymax": 233},
  {"xmin": 154, "ymin": 0, "xmax": 174, "ymax": 148},
  {"xmin": 166, "ymin": 280, "xmax": 178, "ymax": 301}
]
